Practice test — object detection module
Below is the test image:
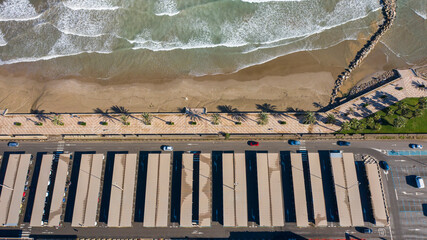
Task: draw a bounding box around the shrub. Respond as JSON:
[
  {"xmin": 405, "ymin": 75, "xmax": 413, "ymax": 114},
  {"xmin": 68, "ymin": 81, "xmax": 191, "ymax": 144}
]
[
  {"xmin": 235, "ymin": 121, "xmax": 242, "ymax": 125},
  {"xmin": 124, "ymin": 122, "xmax": 130, "ymax": 126},
  {"xmin": 279, "ymin": 120, "xmax": 286, "ymax": 125},
  {"xmin": 78, "ymin": 121, "xmax": 86, "ymax": 126},
  {"xmin": 167, "ymin": 121, "xmax": 174, "ymax": 125},
  {"xmin": 393, "ymin": 116, "xmax": 407, "ymax": 128},
  {"xmin": 396, "ymin": 87, "xmax": 403, "ymax": 90},
  {"xmin": 224, "ymin": 133, "xmax": 230, "ymax": 140},
  {"xmin": 190, "ymin": 121, "xmax": 197, "ymax": 125},
  {"xmin": 36, "ymin": 122, "xmax": 43, "ymax": 126},
  {"xmin": 14, "ymin": 122, "xmax": 21, "ymax": 126},
  {"xmin": 101, "ymin": 121, "xmax": 108, "ymax": 125},
  {"xmin": 379, "ymin": 95, "xmax": 388, "ymax": 99},
  {"xmin": 362, "ymin": 103, "xmax": 369, "ymax": 108}
]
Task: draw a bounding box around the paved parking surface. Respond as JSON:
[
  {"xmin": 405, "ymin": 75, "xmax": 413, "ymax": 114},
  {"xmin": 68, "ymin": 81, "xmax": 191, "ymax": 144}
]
[{"xmin": 388, "ymin": 157, "xmax": 427, "ymax": 239}]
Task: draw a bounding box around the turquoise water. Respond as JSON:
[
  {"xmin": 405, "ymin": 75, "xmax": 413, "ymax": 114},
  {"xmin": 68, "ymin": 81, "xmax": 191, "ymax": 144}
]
[{"xmin": 0, "ymin": 0, "xmax": 424, "ymax": 80}]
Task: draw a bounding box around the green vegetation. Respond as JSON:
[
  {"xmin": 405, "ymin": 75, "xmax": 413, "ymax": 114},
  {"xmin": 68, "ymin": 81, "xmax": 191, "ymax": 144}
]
[
  {"xmin": 52, "ymin": 114, "xmax": 64, "ymax": 126},
  {"xmin": 100, "ymin": 121, "xmax": 108, "ymax": 125},
  {"xmin": 224, "ymin": 132, "xmax": 230, "ymax": 140},
  {"xmin": 36, "ymin": 122, "xmax": 43, "ymax": 126},
  {"xmin": 257, "ymin": 112, "xmax": 269, "ymax": 125},
  {"xmin": 167, "ymin": 121, "xmax": 174, "ymax": 125},
  {"xmin": 339, "ymin": 97, "xmax": 427, "ymax": 133},
  {"xmin": 14, "ymin": 122, "xmax": 22, "ymax": 126},
  {"xmin": 142, "ymin": 112, "xmax": 152, "ymax": 125},
  {"xmin": 303, "ymin": 111, "xmax": 316, "ymax": 125},
  {"xmin": 326, "ymin": 114, "xmax": 337, "ymax": 124},
  {"xmin": 78, "ymin": 121, "xmax": 86, "ymax": 126},
  {"xmin": 190, "ymin": 121, "xmax": 197, "ymax": 125},
  {"xmin": 235, "ymin": 121, "xmax": 242, "ymax": 125},
  {"xmin": 121, "ymin": 115, "xmax": 130, "ymax": 125},
  {"xmin": 211, "ymin": 113, "xmax": 221, "ymax": 125},
  {"xmin": 278, "ymin": 120, "xmax": 286, "ymax": 125}
]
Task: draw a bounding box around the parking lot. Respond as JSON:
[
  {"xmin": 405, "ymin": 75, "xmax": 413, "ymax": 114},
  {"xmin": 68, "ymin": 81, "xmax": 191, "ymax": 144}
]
[
  {"xmin": 0, "ymin": 139, "xmax": 425, "ymax": 239},
  {"xmin": 388, "ymin": 155, "xmax": 427, "ymax": 240}
]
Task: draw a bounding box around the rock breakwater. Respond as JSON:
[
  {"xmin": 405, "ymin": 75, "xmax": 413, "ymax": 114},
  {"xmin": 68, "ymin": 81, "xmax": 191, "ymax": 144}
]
[{"xmin": 329, "ymin": 0, "xmax": 397, "ymax": 105}]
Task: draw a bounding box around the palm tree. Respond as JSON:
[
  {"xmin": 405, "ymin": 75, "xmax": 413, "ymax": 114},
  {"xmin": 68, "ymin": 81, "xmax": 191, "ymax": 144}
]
[
  {"xmin": 419, "ymin": 97, "xmax": 427, "ymax": 110},
  {"xmin": 121, "ymin": 115, "xmax": 130, "ymax": 125},
  {"xmin": 211, "ymin": 113, "xmax": 221, "ymax": 125},
  {"xmin": 356, "ymin": 122, "xmax": 366, "ymax": 131},
  {"xmin": 326, "ymin": 114, "xmax": 336, "ymax": 124},
  {"xmin": 52, "ymin": 114, "xmax": 64, "ymax": 126},
  {"xmin": 397, "ymin": 102, "xmax": 409, "ymax": 115},
  {"xmin": 350, "ymin": 118, "xmax": 359, "ymax": 129},
  {"xmin": 393, "ymin": 116, "xmax": 407, "ymax": 128},
  {"xmin": 303, "ymin": 111, "xmax": 316, "ymax": 125},
  {"xmin": 367, "ymin": 117, "xmax": 375, "ymax": 128},
  {"xmin": 257, "ymin": 112, "xmax": 269, "ymax": 125},
  {"xmin": 141, "ymin": 112, "xmax": 152, "ymax": 125},
  {"xmin": 413, "ymin": 108, "xmax": 423, "ymax": 117},
  {"xmin": 385, "ymin": 107, "xmax": 395, "ymax": 115},
  {"xmin": 341, "ymin": 121, "xmax": 350, "ymax": 131}
]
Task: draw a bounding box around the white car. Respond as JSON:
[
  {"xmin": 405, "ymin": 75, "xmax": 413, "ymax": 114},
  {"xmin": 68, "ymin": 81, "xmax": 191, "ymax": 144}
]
[{"xmin": 161, "ymin": 145, "xmax": 173, "ymax": 151}]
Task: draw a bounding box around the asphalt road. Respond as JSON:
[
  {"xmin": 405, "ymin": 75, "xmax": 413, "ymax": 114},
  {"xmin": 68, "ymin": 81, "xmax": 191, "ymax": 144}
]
[{"xmin": 0, "ymin": 139, "xmax": 426, "ymax": 239}]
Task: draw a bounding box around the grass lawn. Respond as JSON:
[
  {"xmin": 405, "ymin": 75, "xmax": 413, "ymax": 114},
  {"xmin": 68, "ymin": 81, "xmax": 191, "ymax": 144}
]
[{"xmin": 338, "ymin": 97, "xmax": 427, "ymax": 134}]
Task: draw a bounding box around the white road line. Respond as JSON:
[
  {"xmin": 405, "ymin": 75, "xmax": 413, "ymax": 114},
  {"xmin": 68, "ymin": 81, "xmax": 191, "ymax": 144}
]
[
  {"xmin": 389, "ymin": 225, "xmax": 394, "ymax": 240},
  {"xmin": 395, "ymin": 189, "xmax": 399, "ymax": 200}
]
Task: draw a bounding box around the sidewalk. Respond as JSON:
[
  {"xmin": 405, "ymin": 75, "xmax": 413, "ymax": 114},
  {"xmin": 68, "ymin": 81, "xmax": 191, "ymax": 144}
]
[
  {"xmin": 0, "ymin": 70, "xmax": 425, "ymax": 136},
  {"xmin": 326, "ymin": 69, "xmax": 427, "ymax": 124}
]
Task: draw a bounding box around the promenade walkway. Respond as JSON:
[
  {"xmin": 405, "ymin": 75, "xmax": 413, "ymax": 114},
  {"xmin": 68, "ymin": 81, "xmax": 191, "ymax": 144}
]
[{"xmin": 0, "ymin": 70, "xmax": 425, "ymax": 136}]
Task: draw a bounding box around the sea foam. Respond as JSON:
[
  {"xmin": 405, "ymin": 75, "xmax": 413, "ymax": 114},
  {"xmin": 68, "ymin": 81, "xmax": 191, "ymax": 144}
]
[
  {"xmin": 154, "ymin": 0, "xmax": 180, "ymax": 16},
  {"xmin": 0, "ymin": 0, "xmax": 40, "ymax": 21},
  {"xmin": 63, "ymin": 0, "xmax": 121, "ymax": 11}
]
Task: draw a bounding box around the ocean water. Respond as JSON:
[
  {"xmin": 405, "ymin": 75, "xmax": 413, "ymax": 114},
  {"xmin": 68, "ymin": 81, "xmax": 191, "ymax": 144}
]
[{"xmin": 0, "ymin": 0, "xmax": 424, "ymax": 80}]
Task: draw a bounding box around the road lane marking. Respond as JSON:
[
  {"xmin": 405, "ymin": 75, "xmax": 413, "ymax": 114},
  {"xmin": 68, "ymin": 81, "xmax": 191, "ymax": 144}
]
[
  {"xmin": 389, "ymin": 225, "xmax": 394, "ymax": 240},
  {"xmin": 395, "ymin": 189, "xmax": 398, "ymax": 200}
]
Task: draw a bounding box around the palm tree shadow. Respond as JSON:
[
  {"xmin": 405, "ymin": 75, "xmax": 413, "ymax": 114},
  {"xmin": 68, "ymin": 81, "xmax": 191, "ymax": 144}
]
[
  {"xmin": 110, "ymin": 105, "xmax": 129, "ymax": 115},
  {"xmin": 93, "ymin": 108, "xmax": 119, "ymax": 122},
  {"xmin": 256, "ymin": 103, "xmax": 284, "ymax": 118},
  {"xmin": 217, "ymin": 105, "xmax": 249, "ymax": 122},
  {"xmin": 30, "ymin": 108, "xmax": 51, "ymax": 122}
]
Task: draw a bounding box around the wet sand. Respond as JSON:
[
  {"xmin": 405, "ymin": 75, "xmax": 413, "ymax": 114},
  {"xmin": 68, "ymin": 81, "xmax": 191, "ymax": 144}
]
[{"xmin": 0, "ymin": 39, "xmax": 400, "ymax": 114}]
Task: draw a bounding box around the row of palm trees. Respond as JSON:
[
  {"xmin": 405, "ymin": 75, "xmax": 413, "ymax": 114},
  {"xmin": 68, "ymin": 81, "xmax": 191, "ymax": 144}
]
[{"xmin": 28, "ymin": 104, "xmax": 324, "ymax": 127}]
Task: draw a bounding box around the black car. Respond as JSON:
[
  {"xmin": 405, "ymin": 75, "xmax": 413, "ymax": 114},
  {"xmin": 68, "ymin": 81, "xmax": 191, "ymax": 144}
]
[
  {"xmin": 380, "ymin": 161, "xmax": 390, "ymax": 171},
  {"xmin": 337, "ymin": 141, "xmax": 351, "ymax": 146}
]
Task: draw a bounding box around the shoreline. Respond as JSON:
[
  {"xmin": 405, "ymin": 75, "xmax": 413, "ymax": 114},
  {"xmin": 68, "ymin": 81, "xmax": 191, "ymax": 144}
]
[{"xmin": 0, "ymin": 38, "xmax": 408, "ymax": 114}]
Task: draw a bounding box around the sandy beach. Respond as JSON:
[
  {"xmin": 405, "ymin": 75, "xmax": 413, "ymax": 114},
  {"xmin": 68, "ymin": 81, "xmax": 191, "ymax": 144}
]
[{"xmin": 0, "ymin": 38, "xmax": 407, "ymax": 114}]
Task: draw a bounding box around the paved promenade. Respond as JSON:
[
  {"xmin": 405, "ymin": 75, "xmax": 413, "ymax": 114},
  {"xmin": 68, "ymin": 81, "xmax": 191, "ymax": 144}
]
[
  {"xmin": 327, "ymin": 69, "xmax": 427, "ymax": 124},
  {"xmin": 0, "ymin": 70, "xmax": 425, "ymax": 136}
]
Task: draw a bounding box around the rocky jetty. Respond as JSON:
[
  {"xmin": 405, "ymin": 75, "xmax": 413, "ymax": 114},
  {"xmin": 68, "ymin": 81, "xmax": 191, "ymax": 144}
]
[{"xmin": 329, "ymin": 0, "xmax": 397, "ymax": 105}]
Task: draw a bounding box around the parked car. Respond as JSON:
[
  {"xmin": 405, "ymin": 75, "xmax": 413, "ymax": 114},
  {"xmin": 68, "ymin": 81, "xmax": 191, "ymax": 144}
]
[
  {"xmin": 409, "ymin": 144, "xmax": 423, "ymax": 149},
  {"xmin": 380, "ymin": 161, "xmax": 390, "ymax": 171},
  {"xmin": 161, "ymin": 145, "xmax": 173, "ymax": 151},
  {"xmin": 337, "ymin": 141, "xmax": 351, "ymax": 146},
  {"xmin": 356, "ymin": 227, "xmax": 373, "ymax": 234},
  {"xmin": 288, "ymin": 140, "xmax": 301, "ymax": 145},
  {"xmin": 247, "ymin": 141, "xmax": 259, "ymax": 146},
  {"xmin": 416, "ymin": 176, "xmax": 425, "ymax": 189},
  {"xmin": 7, "ymin": 142, "xmax": 19, "ymax": 147}
]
